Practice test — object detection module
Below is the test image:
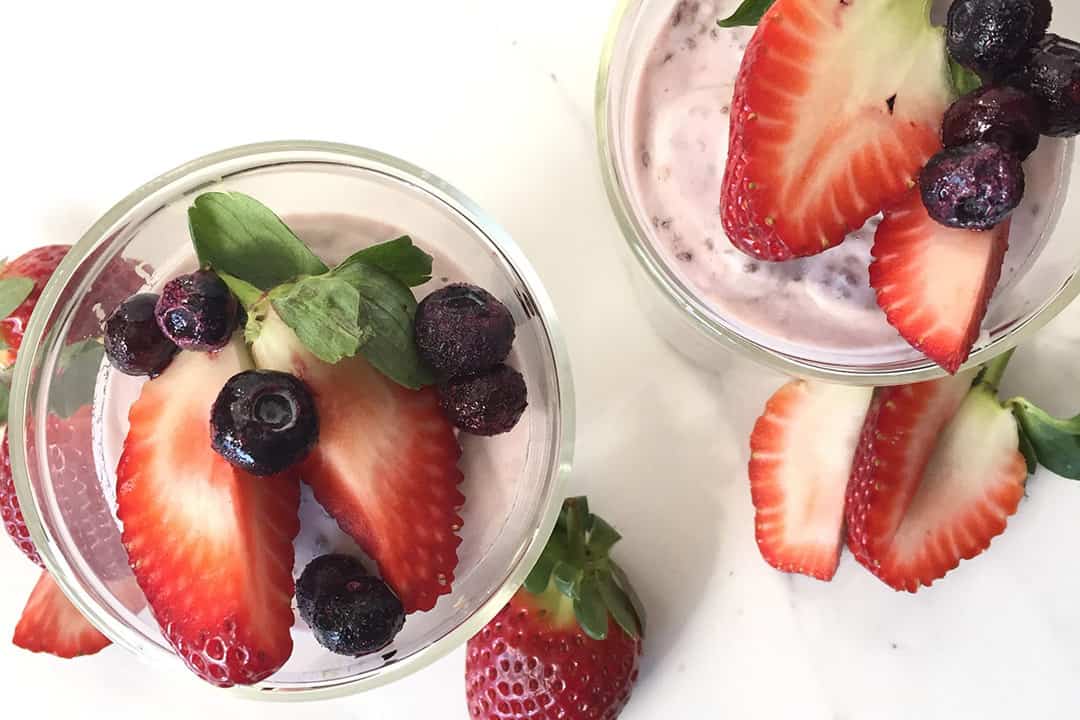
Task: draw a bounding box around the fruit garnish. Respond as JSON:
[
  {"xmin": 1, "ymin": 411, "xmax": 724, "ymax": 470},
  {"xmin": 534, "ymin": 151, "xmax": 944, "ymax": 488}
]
[
  {"xmin": 252, "ymin": 311, "xmax": 464, "ymax": 614},
  {"xmin": 0, "ymin": 426, "xmax": 41, "ymax": 567},
  {"xmin": 117, "ymin": 337, "xmax": 300, "ymax": 687},
  {"xmin": 718, "ymin": 0, "xmax": 774, "ymax": 28},
  {"xmin": 414, "ymin": 283, "xmax": 515, "ymax": 379},
  {"xmin": 943, "ymin": 85, "xmax": 1043, "ymax": 159},
  {"xmin": 466, "ymin": 497, "xmax": 643, "ymax": 720},
  {"xmin": 155, "ymin": 270, "xmax": 240, "ymax": 351},
  {"xmin": 947, "ymin": 0, "xmax": 1052, "ymax": 80},
  {"xmin": 719, "ymin": 0, "xmax": 953, "ymax": 260},
  {"xmin": 13, "ymin": 571, "xmax": 111, "ymax": 659},
  {"xmin": 1010, "ymin": 33, "xmax": 1080, "ymax": 137},
  {"xmin": 296, "ymin": 554, "xmax": 405, "ymax": 657},
  {"xmin": 749, "ymin": 380, "xmax": 873, "ymax": 581},
  {"xmin": 437, "ymin": 364, "xmax": 528, "ymax": 436},
  {"xmin": 210, "ymin": 369, "xmax": 319, "ymax": 476},
  {"xmin": 190, "ymin": 192, "xmax": 434, "ymax": 389},
  {"xmin": 918, "ymin": 142, "xmax": 1025, "ymax": 230},
  {"xmin": 846, "ymin": 368, "xmax": 1026, "ymax": 591},
  {"xmin": 104, "ymin": 293, "xmax": 179, "ymax": 377},
  {"xmin": 870, "ymin": 189, "xmax": 1010, "ymax": 373}
]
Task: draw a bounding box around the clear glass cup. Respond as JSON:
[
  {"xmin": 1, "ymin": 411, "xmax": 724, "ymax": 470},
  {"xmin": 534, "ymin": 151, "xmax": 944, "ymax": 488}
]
[
  {"xmin": 597, "ymin": 0, "xmax": 1080, "ymax": 386},
  {"xmin": 8, "ymin": 141, "xmax": 574, "ymax": 700}
]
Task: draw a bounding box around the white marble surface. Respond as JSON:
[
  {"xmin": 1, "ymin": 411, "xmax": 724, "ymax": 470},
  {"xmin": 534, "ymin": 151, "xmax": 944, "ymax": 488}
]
[{"xmin": 3, "ymin": 0, "xmax": 1080, "ymax": 717}]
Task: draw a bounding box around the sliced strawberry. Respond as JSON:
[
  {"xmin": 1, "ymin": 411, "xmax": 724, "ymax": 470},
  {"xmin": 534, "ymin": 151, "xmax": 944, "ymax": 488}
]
[
  {"xmin": 749, "ymin": 380, "xmax": 873, "ymax": 580},
  {"xmin": 252, "ymin": 312, "xmax": 464, "ymax": 614},
  {"xmin": 871, "ymin": 190, "xmax": 1010, "ymax": 373},
  {"xmin": 13, "ymin": 571, "xmax": 111, "ymax": 658},
  {"xmin": 846, "ymin": 373, "xmax": 1025, "ymax": 591},
  {"xmin": 721, "ymin": 0, "xmax": 953, "ymax": 260},
  {"xmin": 117, "ymin": 338, "xmax": 299, "ymax": 687}
]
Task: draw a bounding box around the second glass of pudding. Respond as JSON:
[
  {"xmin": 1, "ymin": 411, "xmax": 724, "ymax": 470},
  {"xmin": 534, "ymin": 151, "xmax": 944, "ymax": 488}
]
[
  {"xmin": 9, "ymin": 141, "xmax": 573, "ymax": 699},
  {"xmin": 599, "ymin": 0, "xmax": 1080, "ymax": 385}
]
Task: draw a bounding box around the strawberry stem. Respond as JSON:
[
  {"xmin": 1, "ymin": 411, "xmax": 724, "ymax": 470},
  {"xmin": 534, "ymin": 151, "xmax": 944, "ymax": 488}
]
[{"xmin": 980, "ymin": 348, "xmax": 1015, "ymax": 394}]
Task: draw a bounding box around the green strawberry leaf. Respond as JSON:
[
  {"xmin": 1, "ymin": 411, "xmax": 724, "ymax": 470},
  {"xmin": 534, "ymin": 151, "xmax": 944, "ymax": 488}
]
[
  {"xmin": 1008, "ymin": 398, "xmax": 1080, "ymax": 479},
  {"xmin": 345, "ymin": 263, "xmax": 434, "ymax": 390},
  {"xmin": 587, "ymin": 516, "xmax": 622, "ymax": 557},
  {"xmin": 189, "ymin": 192, "xmax": 328, "ymax": 290},
  {"xmin": 524, "ymin": 530, "xmax": 568, "ymax": 595},
  {"xmin": 610, "ymin": 558, "xmax": 647, "ymax": 634},
  {"xmin": 335, "ymin": 236, "xmax": 433, "ymax": 288},
  {"xmin": 1017, "ymin": 423, "xmax": 1038, "ymax": 475},
  {"xmin": 0, "ymin": 278, "xmax": 34, "ymax": 320},
  {"xmin": 218, "ymin": 271, "xmax": 264, "ymax": 308},
  {"xmin": 270, "ymin": 276, "xmax": 368, "ymax": 364},
  {"xmin": 0, "ymin": 369, "xmax": 10, "ymax": 425},
  {"xmin": 49, "ymin": 339, "xmax": 106, "ymax": 419},
  {"xmin": 598, "ymin": 570, "xmax": 640, "ymax": 640},
  {"xmin": 574, "ymin": 573, "xmax": 609, "ymax": 641},
  {"xmin": 552, "ymin": 560, "xmax": 581, "ymax": 599},
  {"xmin": 950, "ymin": 57, "xmax": 983, "ymax": 96},
  {"xmin": 718, "ymin": 0, "xmax": 774, "ymax": 27}
]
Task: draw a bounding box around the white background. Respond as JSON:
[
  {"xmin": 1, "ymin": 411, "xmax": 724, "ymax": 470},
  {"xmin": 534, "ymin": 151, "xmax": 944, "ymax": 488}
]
[{"xmin": 4, "ymin": 1, "xmax": 1080, "ymax": 717}]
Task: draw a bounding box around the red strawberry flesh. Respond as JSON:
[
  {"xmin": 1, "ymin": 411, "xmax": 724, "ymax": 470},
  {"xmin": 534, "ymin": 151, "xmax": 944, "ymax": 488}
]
[
  {"xmin": 252, "ymin": 312, "xmax": 463, "ymax": 614},
  {"xmin": 13, "ymin": 571, "xmax": 111, "ymax": 659},
  {"xmin": 750, "ymin": 380, "xmax": 873, "ymax": 580},
  {"xmin": 871, "ymin": 189, "xmax": 1010, "ymax": 373},
  {"xmin": 117, "ymin": 338, "xmax": 299, "ymax": 687},
  {"xmin": 0, "ymin": 427, "xmax": 43, "ymax": 567},
  {"xmin": 720, "ymin": 0, "xmax": 953, "ymax": 260}
]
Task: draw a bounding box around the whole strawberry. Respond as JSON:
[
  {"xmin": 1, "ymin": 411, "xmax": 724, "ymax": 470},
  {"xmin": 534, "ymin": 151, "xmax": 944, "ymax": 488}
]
[
  {"xmin": 466, "ymin": 497, "xmax": 643, "ymax": 720},
  {"xmin": 0, "ymin": 245, "xmax": 70, "ymax": 362}
]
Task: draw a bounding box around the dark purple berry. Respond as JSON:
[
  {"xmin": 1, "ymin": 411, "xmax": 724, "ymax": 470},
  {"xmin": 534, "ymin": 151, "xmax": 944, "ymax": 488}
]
[
  {"xmin": 1010, "ymin": 34, "xmax": 1080, "ymax": 137},
  {"xmin": 438, "ymin": 364, "xmax": 527, "ymax": 436},
  {"xmin": 414, "ymin": 284, "xmax": 515, "ymax": 379},
  {"xmin": 155, "ymin": 270, "xmax": 239, "ymax": 351},
  {"xmin": 104, "ymin": 293, "xmax": 178, "ymax": 377},
  {"xmin": 942, "ymin": 85, "xmax": 1043, "ymax": 159},
  {"xmin": 297, "ymin": 554, "xmax": 404, "ymax": 657},
  {"xmin": 919, "ymin": 142, "xmax": 1025, "ymax": 230},
  {"xmin": 947, "ymin": 0, "xmax": 1053, "ymax": 79},
  {"xmin": 210, "ymin": 370, "xmax": 318, "ymax": 476}
]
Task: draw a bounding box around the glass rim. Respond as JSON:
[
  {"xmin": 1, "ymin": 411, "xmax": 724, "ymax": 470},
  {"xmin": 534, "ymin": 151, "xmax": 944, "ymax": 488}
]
[
  {"xmin": 9, "ymin": 140, "xmax": 575, "ymax": 701},
  {"xmin": 595, "ymin": 0, "xmax": 1080, "ymax": 386}
]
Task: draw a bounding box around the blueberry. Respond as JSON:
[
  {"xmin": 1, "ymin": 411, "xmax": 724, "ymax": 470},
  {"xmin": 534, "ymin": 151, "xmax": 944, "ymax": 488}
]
[
  {"xmin": 210, "ymin": 370, "xmax": 318, "ymax": 476},
  {"xmin": 438, "ymin": 364, "xmax": 527, "ymax": 436},
  {"xmin": 947, "ymin": 0, "xmax": 1053, "ymax": 79},
  {"xmin": 104, "ymin": 294, "xmax": 179, "ymax": 377},
  {"xmin": 297, "ymin": 554, "xmax": 405, "ymax": 657},
  {"xmin": 155, "ymin": 270, "xmax": 240, "ymax": 351},
  {"xmin": 1009, "ymin": 34, "xmax": 1080, "ymax": 137},
  {"xmin": 919, "ymin": 142, "xmax": 1026, "ymax": 230},
  {"xmin": 414, "ymin": 284, "xmax": 515, "ymax": 379},
  {"xmin": 942, "ymin": 85, "xmax": 1043, "ymax": 159}
]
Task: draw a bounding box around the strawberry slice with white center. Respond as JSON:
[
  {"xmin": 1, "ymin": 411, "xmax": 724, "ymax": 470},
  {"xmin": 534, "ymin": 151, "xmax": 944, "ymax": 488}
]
[
  {"xmin": 13, "ymin": 571, "xmax": 111, "ymax": 658},
  {"xmin": 252, "ymin": 311, "xmax": 464, "ymax": 614},
  {"xmin": 721, "ymin": 0, "xmax": 953, "ymax": 260},
  {"xmin": 749, "ymin": 380, "xmax": 873, "ymax": 580},
  {"xmin": 117, "ymin": 338, "xmax": 300, "ymax": 687},
  {"xmin": 871, "ymin": 190, "xmax": 1010, "ymax": 374},
  {"xmin": 846, "ymin": 373, "xmax": 1026, "ymax": 591}
]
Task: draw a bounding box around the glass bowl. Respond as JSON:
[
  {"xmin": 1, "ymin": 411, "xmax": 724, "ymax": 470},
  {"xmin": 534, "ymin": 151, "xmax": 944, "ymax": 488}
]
[
  {"xmin": 8, "ymin": 141, "xmax": 574, "ymax": 700},
  {"xmin": 597, "ymin": 0, "xmax": 1080, "ymax": 386}
]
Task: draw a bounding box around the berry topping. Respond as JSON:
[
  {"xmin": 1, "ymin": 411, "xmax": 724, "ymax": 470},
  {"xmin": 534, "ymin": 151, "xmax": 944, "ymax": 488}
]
[
  {"xmin": 918, "ymin": 142, "xmax": 1025, "ymax": 230},
  {"xmin": 1011, "ymin": 33, "xmax": 1080, "ymax": 137},
  {"xmin": 13, "ymin": 571, "xmax": 111, "ymax": 659},
  {"xmin": 871, "ymin": 190, "xmax": 1010, "ymax": 373},
  {"xmin": 946, "ymin": 0, "xmax": 1052, "ymax": 80},
  {"xmin": 297, "ymin": 554, "xmax": 405, "ymax": 657},
  {"xmin": 117, "ymin": 338, "xmax": 300, "ymax": 687},
  {"xmin": 749, "ymin": 381, "xmax": 873, "ymax": 581},
  {"xmin": 437, "ymin": 364, "xmax": 527, "ymax": 436},
  {"xmin": 155, "ymin": 270, "xmax": 240, "ymax": 351},
  {"xmin": 104, "ymin": 293, "xmax": 178, "ymax": 377},
  {"xmin": 466, "ymin": 498, "xmax": 643, "ymax": 720},
  {"xmin": 846, "ymin": 373, "xmax": 1026, "ymax": 592},
  {"xmin": 210, "ymin": 369, "xmax": 318, "ymax": 477},
  {"xmin": 253, "ymin": 311, "xmax": 464, "ymax": 614},
  {"xmin": 720, "ymin": 0, "xmax": 953, "ymax": 259},
  {"xmin": 942, "ymin": 85, "xmax": 1043, "ymax": 159},
  {"xmin": 414, "ymin": 284, "xmax": 515, "ymax": 378}
]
